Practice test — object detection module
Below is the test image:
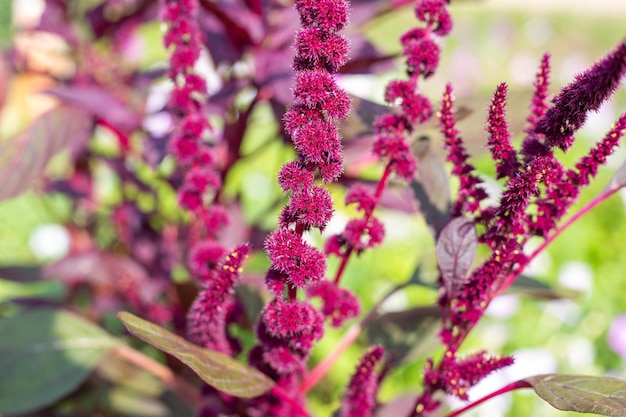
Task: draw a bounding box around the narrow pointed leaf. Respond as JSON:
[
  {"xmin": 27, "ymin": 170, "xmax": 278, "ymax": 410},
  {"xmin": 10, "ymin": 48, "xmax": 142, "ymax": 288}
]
[
  {"xmin": 524, "ymin": 374, "xmax": 626, "ymax": 417},
  {"xmin": 117, "ymin": 312, "xmax": 274, "ymax": 398},
  {"xmin": 0, "ymin": 308, "xmax": 116, "ymax": 413}
]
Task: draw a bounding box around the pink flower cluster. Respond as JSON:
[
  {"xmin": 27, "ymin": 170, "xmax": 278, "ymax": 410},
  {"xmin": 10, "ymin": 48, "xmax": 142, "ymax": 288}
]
[
  {"xmin": 162, "ymin": 0, "xmax": 229, "ymax": 257},
  {"xmin": 256, "ymin": 0, "xmax": 356, "ymax": 397},
  {"xmin": 325, "ymin": 0, "xmax": 453, "ymax": 273}
]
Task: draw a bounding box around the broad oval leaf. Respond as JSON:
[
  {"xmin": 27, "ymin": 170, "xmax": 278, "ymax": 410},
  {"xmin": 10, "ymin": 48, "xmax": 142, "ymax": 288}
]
[
  {"xmin": 524, "ymin": 374, "xmax": 626, "ymax": 417},
  {"xmin": 0, "ymin": 308, "xmax": 115, "ymax": 414},
  {"xmin": 0, "ymin": 105, "xmax": 93, "ymax": 202},
  {"xmin": 117, "ymin": 312, "xmax": 274, "ymax": 398},
  {"xmin": 436, "ymin": 217, "xmax": 477, "ymax": 296}
]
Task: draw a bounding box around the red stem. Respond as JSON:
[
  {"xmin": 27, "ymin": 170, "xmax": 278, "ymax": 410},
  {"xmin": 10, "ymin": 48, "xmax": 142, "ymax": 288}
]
[
  {"xmin": 270, "ymin": 386, "xmax": 312, "ymax": 417},
  {"xmin": 444, "ymin": 380, "xmax": 531, "ymax": 417},
  {"xmin": 333, "ymin": 163, "xmax": 393, "ymax": 285},
  {"xmin": 96, "ymin": 118, "xmax": 130, "ymax": 151},
  {"xmin": 298, "ymin": 323, "xmax": 362, "ymax": 394},
  {"xmin": 497, "ymin": 185, "xmax": 620, "ymax": 295}
]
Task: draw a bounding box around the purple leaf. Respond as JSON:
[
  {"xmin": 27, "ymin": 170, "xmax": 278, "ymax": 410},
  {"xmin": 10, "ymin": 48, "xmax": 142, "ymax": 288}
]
[
  {"xmin": 436, "ymin": 217, "xmax": 477, "ymax": 296},
  {"xmin": 117, "ymin": 311, "xmax": 274, "ymax": 398},
  {"xmin": 524, "ymin": 374, "xmax": 626, "ymax": 417},
  {"xmin": 43, "ymin": 251, "xmax": 162, "ymax": 305},
  {"xmin": 0, "ymin": 106, "xmax": 93, "ymax": 202},
  {"xmin": 44, "ymin": 85, "xmax": 143, "ymax": 133}
]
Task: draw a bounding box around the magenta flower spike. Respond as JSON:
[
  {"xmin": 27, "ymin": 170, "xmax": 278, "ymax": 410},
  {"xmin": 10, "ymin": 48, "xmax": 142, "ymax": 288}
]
[
  {"xmin": 487, "ymin": 83, "xmax": 520, "ymax": 179},
  {"xmin": 186, "ymin": 244, "xmax": 250, "ymax": 355},
  {"xmin": 340, "ymin": 346, "xmax": 384, "ymax": 417},
  {"xmin": 535, "ymin": 40, "xmax": 626, "ymax": 150}
]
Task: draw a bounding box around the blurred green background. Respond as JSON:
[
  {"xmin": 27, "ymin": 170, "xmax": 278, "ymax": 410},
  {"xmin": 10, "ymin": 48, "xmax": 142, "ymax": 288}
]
[{"xmin": 1, "ymin": 0, "xmax": 625, "ymax": 416}]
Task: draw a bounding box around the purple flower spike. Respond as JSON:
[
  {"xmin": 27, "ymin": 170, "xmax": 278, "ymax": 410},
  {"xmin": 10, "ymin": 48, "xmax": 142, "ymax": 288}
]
[
  {"xmin": 441, "ymin": 351, "xmax": 514, "ymax": 400},
  {"xmin": 526, "ymin": 53, "xmax": 551, "ymax": 133},
  {"xmin": 535, "ymin": 40, "xmax": 626, "ymax": 151},
  {"xmin": 487, "ymin": 83, "xmax": 520, "ymax": 179},
  {"xmin": 573, "ymin": 113, "xmax": 626, "ymax": 186},
  {"xmin": 340, "ymin": 346, "xmax": 384, "ymax": 417},
  {"xmin": 186, "ymin": 244, "xmax": 250, "ymax": 355},
  {"xmin": 439, "ymin": 84, "xmax": 487, "ymax": 216}
]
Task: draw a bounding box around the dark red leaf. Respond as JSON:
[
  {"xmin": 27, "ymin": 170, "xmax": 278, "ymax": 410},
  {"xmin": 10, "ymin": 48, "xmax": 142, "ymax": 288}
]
[{"xmin": 436, "ymin": 217, "xmax": 477, "ymax": 296}]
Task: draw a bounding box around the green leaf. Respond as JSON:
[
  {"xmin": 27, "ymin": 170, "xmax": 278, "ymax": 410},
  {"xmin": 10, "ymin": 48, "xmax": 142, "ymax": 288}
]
[
  {"xmin": 117, "ymin": 311, "xmax": 274, "ymax": 398},
  {"xmin": 0, "ymin": 308, "xmax": 116, "ymax": 413},
  {"xmin": 524, "ymin": 374, "xmax": 626, "ymax": 417},
  {"xmin": 366, "ymin": 306, "xmax": 441, "ymax": 364},
  {"xmin": 0, "ymin": 278, "xmax": 66, "ymax": 302}
]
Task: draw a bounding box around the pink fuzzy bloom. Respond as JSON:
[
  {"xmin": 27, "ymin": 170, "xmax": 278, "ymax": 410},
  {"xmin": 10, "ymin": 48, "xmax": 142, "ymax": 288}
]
[
  {"xmin": 280, "ymin": 185, "xmax": 334, "ymax": 230},
  {"xmin": 265, "ymin": 268, "xmax": 288, "ymax": 297},
  {"xmin": 169, "ymin": 134, "xmax": 200, "ymax": 164},
  {"xmin": 374, "ymin": 113, "xmax": 410, "ymax": 135},
  {"xmin": 414, "ymin": 0, "xmax": 453, "ymax": 36},
  {"xmin": 292, "ymin": 120, "xmax": 342, "ymax": 166},
  {"xmin": 201, "ymin": 205, "xmax": 230, "ymax": 233},
  {"xmin": 277, "ymin": 161, "xmax": 315, "ymax": 192},
  {"xmin": 184, "ymin": 166, "xmax": 221, "ymax": 192},
  {"xmin": 307, "ymin": 280, "xmax": 360, "ymax": 327},
  {"xmin": 340, "ymin": 346, "xmax": 384, "ymax": 417},
  {"xmin": 293, "ymin": 70, "xmax": 351, "ymax": 119},
  {"xmin": 262, "ymin": 345, "xmax": 306, "ymax": 375},
  {"xmin": 283, "ymin": 105, "xmax": 323, "ymax": 136},
  {"xmin": 262, "ymin": 298, "xmax": 324, "ymax": 351},
  {"xmin": 188, "ymin": 240, "xmax": 227, "ymax": 278},
  {"xmin": 179, "ymin": 186, "xmax": 203, "ymax": 211},
  {"xmin": 265, "ymin": 229, "xmax": 327, "ymax": 287},
  {"xmin": 324, "ymin": 234, "xmax": 345, "ymax": 257},
  {"xmin": 170, "ymin": 43, "xmax": 202, "ymax": 73},
  {"xmin": 295, "ymin": 0, "xmax": 349, "ymax": 32},
  {"xmin": 295, "ymin": 28, "xmax": 349, "ymax": 73},
  {"xmin": 343, "ymin": 217, "xmax": 385, "ymax": 252},
  {"xmin": 317, "ymin": 154, "xmax": 345, "ymax": 182},
  {"xmin": 345, "ymin": 184, "xmax": 376, "ymax": 214},
  {"xmin": 372, "ymin": 133, "xmax": 416, "ymax": 179},
  {"xmin": 403, "ymin": 37, "xmax": 441, "ymax": 78}
]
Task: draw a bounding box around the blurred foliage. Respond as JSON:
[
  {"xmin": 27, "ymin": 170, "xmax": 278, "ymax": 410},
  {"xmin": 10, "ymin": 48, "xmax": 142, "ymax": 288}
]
[{"xmin": 1, "ymin": 1, "xmax": 625, "ymax": 417}]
